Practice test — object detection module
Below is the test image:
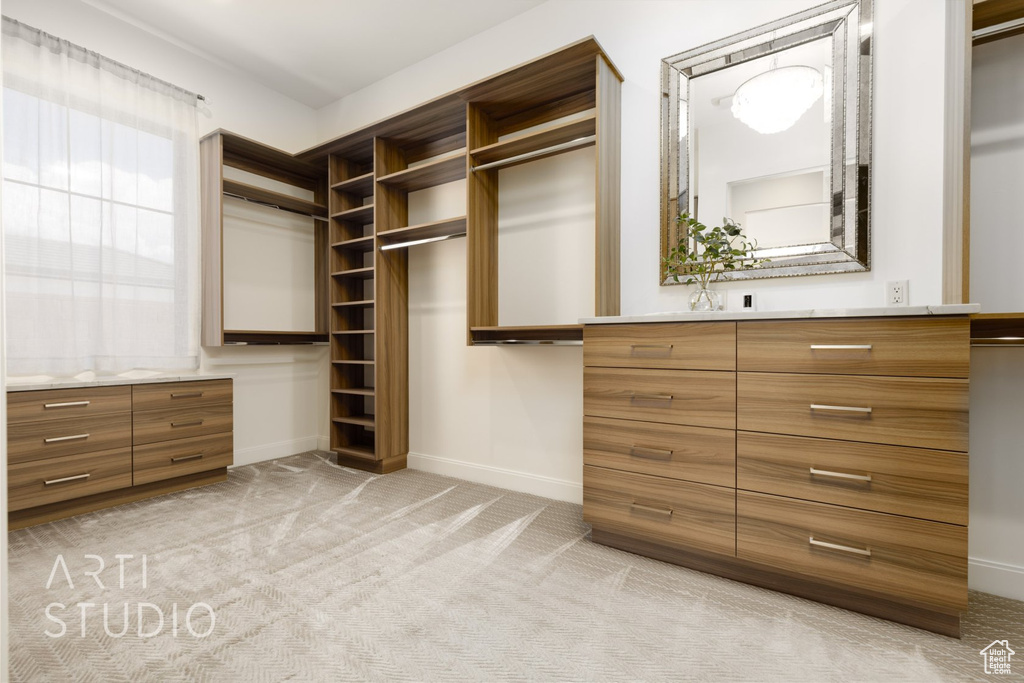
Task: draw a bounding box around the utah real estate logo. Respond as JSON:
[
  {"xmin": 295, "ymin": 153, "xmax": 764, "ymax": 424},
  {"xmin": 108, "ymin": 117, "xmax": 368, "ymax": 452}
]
[{"xmin": 980, "ymin": 640, "xmax": 1014, "ymax": 676}]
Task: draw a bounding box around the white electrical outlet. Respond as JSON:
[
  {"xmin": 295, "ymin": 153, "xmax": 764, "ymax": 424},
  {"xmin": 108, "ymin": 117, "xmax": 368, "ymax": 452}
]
[
  {"xmin": 886, "ymin": 280, "xmax": 909, "ymax": 306},
  {"xmin": 741, "ymin": 292, "xmax": 757, "ymax": 311}
]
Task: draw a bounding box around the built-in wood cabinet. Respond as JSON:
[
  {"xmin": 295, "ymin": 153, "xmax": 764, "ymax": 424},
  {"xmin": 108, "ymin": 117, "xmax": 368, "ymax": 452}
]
[
  {"xmin": 197, "ymin": 38, "xmax": 621, "ymax": 474},
  {"xmin": 7, "ymin": 378, "xmax": 233, "ymax": 529},
  {"xmin": 583, "ymin": 315, "xmax": 971, "ymax": 637}
]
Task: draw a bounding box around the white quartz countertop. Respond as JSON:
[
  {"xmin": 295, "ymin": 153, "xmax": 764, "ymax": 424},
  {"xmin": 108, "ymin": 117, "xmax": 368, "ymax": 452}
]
[
  {"xmin": 6, "ymin": 372, "xmax": 234, "ymax": 392},
  {"xmin": 580, "ymin": 304, "xmax": 980, "ymax": 325}
]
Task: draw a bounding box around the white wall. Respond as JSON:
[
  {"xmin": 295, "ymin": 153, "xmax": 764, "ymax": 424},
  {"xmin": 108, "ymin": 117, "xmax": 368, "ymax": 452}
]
[
  {"xmin": 968, "ymin": 32, "xmax": 1024, "ymax": 601},
  {"xmin": 1, "ymin": 0, "xmax": 330, "ymax": 467}
]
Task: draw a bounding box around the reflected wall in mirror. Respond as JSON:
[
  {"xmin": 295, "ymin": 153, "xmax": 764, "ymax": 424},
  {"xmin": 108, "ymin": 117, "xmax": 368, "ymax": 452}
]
[{"xmin": 661, "ymin": 0, "xmax": 872, "ymax": 282}]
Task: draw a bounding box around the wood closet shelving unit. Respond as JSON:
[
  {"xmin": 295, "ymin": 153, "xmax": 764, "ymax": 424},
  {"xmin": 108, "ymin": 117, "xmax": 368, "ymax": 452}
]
[
  {"xmin": 201, "ymin": 130, "xmax": 330, "ymax": 346},
  {"xmin": 202, "ymin": 37, "xmax": 622, "ymax": 473}
]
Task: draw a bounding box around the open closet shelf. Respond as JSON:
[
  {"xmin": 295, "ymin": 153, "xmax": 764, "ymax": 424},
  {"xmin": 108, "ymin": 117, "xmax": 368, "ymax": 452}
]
[
  {"xmin": 332, "ymin": 387, "xmax": 375, "ymax": 396},
  {"xmin": 470, "ymin": 324, "xmax": 584, "ymax": 345},
  {"xmin": 331, "ymin": 171, "xmax": 374, "ymax": 196},
  {"xmin": 970, "ymin": 312, "xmax": 1024, "ymax": 344},
  {"xmin": 332, "ymin": 329, "xmax": 375, "ymax": 335},
  {"xmin": 334, "ymin": 444, "xmax": 377, "ymax": 459},
  {"xmin": 331, "ymin": 204, "xmax": 374, "ymax": 223},
  {"xmin": 221, "ymin": 130, "xmax": 323, "ymax": 188},
  {"xmin": 332, "ymin": 415, "xmax": 376, "ymax": 428},
  {"xmin": 223, "ymin": 330, "xmax": 328, "ymax": 344},
  {"xmin": 376, "ymin": 216, "xmax": 467, "ymax": 249},
  {"xmin": 469, "ymin": 115, "xmax": 596, "ymax": 171},
  {"xmin": 222, "ymin": 178, "xmax": 327, "ymax": 217},
  {"xmin": 376, "ymin": 151, "xmax": 466, "ymax": 192},
  {"xmin": 332, "ymin": 299, "xmax": 375, "ymax": 309},
  {"xmin": 332, "ymin": 235, "xmax": 375, "ymax": 251},
  {"xmin": 331, "ymin": 267, "xmax": 375, "ymax": 279},
  {"xmin": 333, "ymin": 359, "xmax": 375, "ymax": 365}
]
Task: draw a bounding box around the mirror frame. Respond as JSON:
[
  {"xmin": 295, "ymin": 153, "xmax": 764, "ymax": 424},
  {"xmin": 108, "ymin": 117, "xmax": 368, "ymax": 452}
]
[{"xmin": 660, "ymin": 0, "xmax": 873, "ymax": 283}]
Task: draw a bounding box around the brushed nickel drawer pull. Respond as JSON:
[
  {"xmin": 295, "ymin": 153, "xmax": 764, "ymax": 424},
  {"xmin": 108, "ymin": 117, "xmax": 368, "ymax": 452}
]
[
  {"xmin": 630, "ymin": 393, "xmax": 674, "ymax": 402},
  {"xmin": 630, "ymin": 343, "xmax": 674, "ymax": 350},
  {"xmin": 171, "ymin": 453, "xmax": 204, "ymax": 463},
  {"xmin": 810, "ymin": 467, "xmax": 873, "ymax": 482},
  {"xmin": 171, "ymin": 420, "xmax": 204, "ymax": 428},
  {"xmin": 44, "ymin": 433, "xmax": 90, "ymax": 443},
  {"xmin": 171, "ymin": 392, "xmax": 204, "ymax": 399},
  {"xmin": 43, "ymin": 400, "xmax": 91, "ymax": 409},
  {"xmin": 809, "ymin": 404, "xmax": 872, "ymax": 414},
  {"xmin": 629, "ymin": 446, "xmax": 674, "ymax": 460},
  {"xmin": 809, "ymin": 537, "xmax": 872, "ymax": 557},
  {"xmin": 809, "ymin": 344, "xmax": 873, "ymax": 350},
  {"xmin": 44, "ymin": 473, "xmax": 91, "ymax": 485},
  {"xmin": 629, "ymin": 502, "xmax": 673, "ymax": 519}
]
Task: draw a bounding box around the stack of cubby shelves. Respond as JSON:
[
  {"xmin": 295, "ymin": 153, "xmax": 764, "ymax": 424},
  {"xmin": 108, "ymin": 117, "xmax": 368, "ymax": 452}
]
[{"xmin": 328, "ymin": 154, "xmax": 379, "ymax": 464}]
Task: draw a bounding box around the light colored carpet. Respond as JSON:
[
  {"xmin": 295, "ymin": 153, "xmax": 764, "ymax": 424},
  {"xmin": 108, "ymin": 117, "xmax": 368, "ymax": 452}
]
[{"xmin": 7, "ymin": 451, "xmax": 1024, "ymax": 682}]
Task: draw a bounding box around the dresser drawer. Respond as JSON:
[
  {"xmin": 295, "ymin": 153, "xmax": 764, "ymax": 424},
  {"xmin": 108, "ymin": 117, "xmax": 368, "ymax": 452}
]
[
  {"xmin": 737, "ymin": 372, "xmax": 968, "ymax": 452},
  {"xmin": 8, "ymin": 447, "xmax": 132, "ymax": 511},
  {"xmin": 131, "ymin": 379, "xmax": 232, "ymax": 412},
  {"xmin": 7, "ymin": 385, "xmax": 131, "ymax": 424},
  {"xmin": 737, "ymin": 432, "xmax": 968, "ymax": 525},
  {"xmin": 737, "ymin": 491, "xmax": 967, "ymax": 610},
  {"xmin": 584, "ymin": 367, "xmax": 735, "ymax": 430},
  {"xmin": 132, "ymin": 403, "xmax": 233, "ymax": 445},
  {"xmin": 584, "ymin": 416, "xmax": 734, "ymax": 487},
  {"xmin": 584, "ymin": 322, "xmax": 736, "ymax": 371},
  {"xmin": 8, "ymin": 413, "xmax": 132, "ymax": 465},
  {"xmin": 584, "ymin": 465, "xmax": 735, "ymax": 556},
  {"xmin": 133, "ymin": 432, "xmax": 233, "ymax": 485},
  {"xmin": 737, "ymin": 317, "xmax": 969, "ymax": 378}
]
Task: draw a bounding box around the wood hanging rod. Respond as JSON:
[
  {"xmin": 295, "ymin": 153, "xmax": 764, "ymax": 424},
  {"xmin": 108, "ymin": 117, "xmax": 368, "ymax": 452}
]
[{"xmin": 223, "ymin": 191, "xmax": 329, "ymax": 222}]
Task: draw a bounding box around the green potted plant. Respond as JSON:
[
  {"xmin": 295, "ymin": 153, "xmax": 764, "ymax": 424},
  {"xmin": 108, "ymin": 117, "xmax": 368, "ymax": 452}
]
[{"xmin": 663, "ymin": 212, "xmax": 768, "ymax": 311}]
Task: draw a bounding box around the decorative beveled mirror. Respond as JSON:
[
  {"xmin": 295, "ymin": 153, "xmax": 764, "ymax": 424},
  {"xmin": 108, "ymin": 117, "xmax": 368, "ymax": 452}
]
[{"xmin": 660, "ymin": 0, "xmax": 872, "ymax": 282}]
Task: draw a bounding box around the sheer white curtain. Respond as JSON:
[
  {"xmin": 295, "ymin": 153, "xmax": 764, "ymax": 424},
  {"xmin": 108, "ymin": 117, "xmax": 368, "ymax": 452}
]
[{"xmin": 1, "ymin": 17, "xmax": 200, "ymax": 376}]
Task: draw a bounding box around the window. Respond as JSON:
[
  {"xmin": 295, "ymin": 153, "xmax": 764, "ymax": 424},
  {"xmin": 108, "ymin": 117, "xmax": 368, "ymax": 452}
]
[{"xmin": 1, "ymin": 17, "xmax": 200, "ymax": 376}]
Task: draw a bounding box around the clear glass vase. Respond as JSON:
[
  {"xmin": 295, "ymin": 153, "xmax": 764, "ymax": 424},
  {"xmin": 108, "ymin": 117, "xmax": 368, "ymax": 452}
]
[{"xmin": 688, "ymin": 286, "xmax": 722, "ymax": 312}]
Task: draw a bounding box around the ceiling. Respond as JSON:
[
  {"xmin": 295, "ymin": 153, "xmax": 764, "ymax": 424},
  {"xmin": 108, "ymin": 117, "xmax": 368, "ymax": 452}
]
[{"xmin": 81, "ymin": 0, "xmax": 545, "ymax": 109}]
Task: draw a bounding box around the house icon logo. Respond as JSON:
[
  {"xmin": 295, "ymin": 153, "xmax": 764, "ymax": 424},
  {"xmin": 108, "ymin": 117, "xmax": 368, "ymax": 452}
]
[{"xmin": 980, "ymin": 640, "xmax": 1014, "ymax": 675}]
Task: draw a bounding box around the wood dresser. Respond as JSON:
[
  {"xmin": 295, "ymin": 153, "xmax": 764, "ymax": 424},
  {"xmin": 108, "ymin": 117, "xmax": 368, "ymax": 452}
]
[
  {"xmin": 582, "ymin": 313, "xmax": 971, "ymax": 636},
  {"xmin": 7, "ymin": 377, "xmax": 233, "ymax": 529}
]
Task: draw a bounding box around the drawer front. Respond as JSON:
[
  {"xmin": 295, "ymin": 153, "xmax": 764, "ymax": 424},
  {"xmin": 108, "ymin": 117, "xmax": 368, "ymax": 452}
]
[
  {"xmin": 737, "ymin": 432, "xmax": 968, "ymax": 526},
  {"xmin": 584, "ymin": 465, "xmax": 735, "ymax": 556},
  {"xmin": 7, "ymin": 385, "xmax": 131, "ymax": 424},
  {"xmin": 584, "ymin": 322, "xmax": 736, "ymax": 371},
  {"xmin": 133, "ymin": 403, "xmax": 233, "ymax": 445},
  {"xmin": 8, "ymin": 447, "xmax": 132, "ymax": 511},
  {"xmin": 737, "ymin": 372, "xmax": 968, "ymax": 452},
  {"xmin": 737, "ymin": 491, "xmax": 967, "ymax": 610},
  {"xmin": 133, "ymin": 432, "xmax": 234, "ymax": 486},
  {"xmin": 132, "ymin": 379, "xmax": 232, "ymax": 412},
  {"xmin": 7, "ymin": 413, "xmax": 132, "ymax": 464},
  {"xmin": 584, "ymin": 367, "xmax": 735, "ymax": 430},
  {"xmin": 736, "ymin": 317, "xmax": 969, "ymax": 378},
  {"xmin": 584, "ymin": 416, "xmax": 735, "ymax": 488}
]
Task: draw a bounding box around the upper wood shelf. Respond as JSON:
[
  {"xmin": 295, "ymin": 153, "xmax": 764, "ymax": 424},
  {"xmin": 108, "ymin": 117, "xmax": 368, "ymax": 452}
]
[
  {"xmin": 377, "ymin": 216, "xmax": 467, "ymax": 249},
  {"xmin": 222, "ymin": 178, "xmax": 327, "ymax": 218},
  {"xmin": 331, "ymin": 204, "xmax": 374, "ymax": 224},
  {"xmin": 470, "ymin": 324, "xmax": 584, "ymax": 345},
  {"xmin": 332, "ymin": 235, "xmax": 375, "ymax": 252},
  {"xmin": 470, "ymin": 115, "xmax": 596, "ymax": 170},
  {"xmin": 970, "ymin": 312, "xmax": 1024, "ymax": 342},
  {"xmin": 332, "ymin": 172, "xmax": 375, "ymax": 197},
  {"xmin": 377, "ymin": 151, "xmax": 467, "ymax": 192}
]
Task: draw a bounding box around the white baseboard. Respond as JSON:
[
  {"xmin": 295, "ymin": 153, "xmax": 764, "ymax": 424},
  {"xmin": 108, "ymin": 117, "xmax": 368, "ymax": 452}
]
[
  {"xmin": 317, "ymin": 435, "xmax": 330, "ymax": 452},
  {"xmin": 969, "ymin": 557, "xmax": 1024, "ymax": 602},
  {"xmin": 231, "ymin": 436, "xmax": 322, "ymax": 467},
  {"xmin": 407, "ymin": 452, "xmax": 582, "ymax": 504}
]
